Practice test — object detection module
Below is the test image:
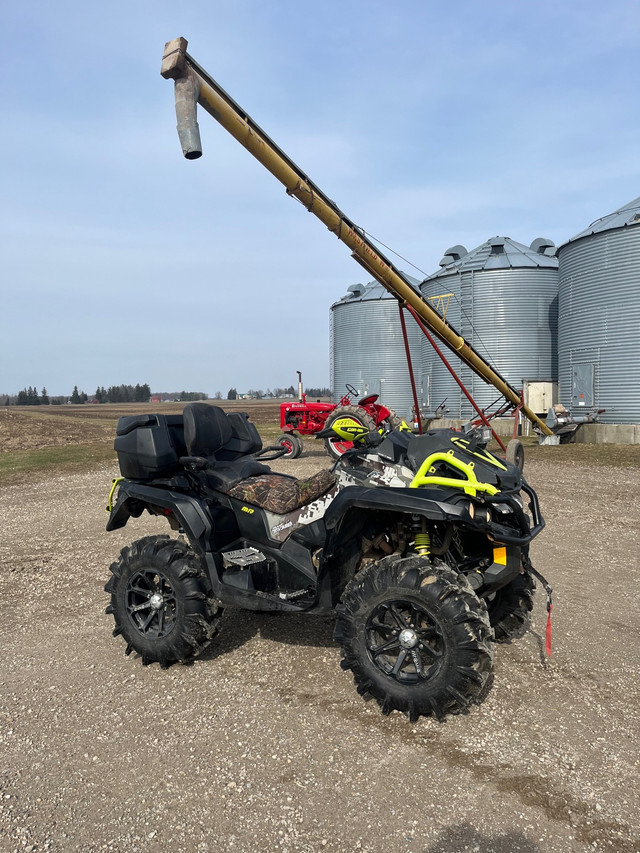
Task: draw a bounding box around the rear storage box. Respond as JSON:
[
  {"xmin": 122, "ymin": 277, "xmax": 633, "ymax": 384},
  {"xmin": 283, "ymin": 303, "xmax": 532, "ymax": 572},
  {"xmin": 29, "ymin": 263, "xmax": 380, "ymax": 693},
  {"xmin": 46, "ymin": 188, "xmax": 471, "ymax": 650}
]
[{"xmin": 114, "ymin": 414, "xmax": 185, "ymax": 480}]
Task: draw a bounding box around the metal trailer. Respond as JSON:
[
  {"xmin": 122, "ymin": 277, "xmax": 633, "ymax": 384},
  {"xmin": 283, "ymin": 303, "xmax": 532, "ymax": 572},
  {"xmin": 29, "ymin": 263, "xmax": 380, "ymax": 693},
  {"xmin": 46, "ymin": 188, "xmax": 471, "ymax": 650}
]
[{"xmin": 160, "ymin": 37, "xmax": 554, "ymax": 442}]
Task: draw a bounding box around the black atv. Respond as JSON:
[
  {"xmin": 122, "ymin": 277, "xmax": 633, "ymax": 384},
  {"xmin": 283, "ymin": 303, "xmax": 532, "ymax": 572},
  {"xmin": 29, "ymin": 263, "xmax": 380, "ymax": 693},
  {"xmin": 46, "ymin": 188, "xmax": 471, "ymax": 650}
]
[{"xmin": 105, "ymin": 403, "xmax": 547, "ymax": 722}]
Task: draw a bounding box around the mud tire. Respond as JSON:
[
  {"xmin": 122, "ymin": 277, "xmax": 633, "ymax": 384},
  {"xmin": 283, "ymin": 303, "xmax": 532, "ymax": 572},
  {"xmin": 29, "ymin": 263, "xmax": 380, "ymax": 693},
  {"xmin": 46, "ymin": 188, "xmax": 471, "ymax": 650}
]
[
  {"xmin": 324, "ymin": 405, "xmax": 376, "ymax": 460},
  {"xmin": 276, "ymin": 433, "xmax": 303, "ymax": 459},
  {"xmin": 335, "ymin": 555, "xmax": 494, "ymax": 721},
  {"xmin": 105, "ymin": 535, "xmax": 223, "ymax": 666},
  {"xmin": 488, "ymin": 571, "xmax": 536, "ymax": 642}
]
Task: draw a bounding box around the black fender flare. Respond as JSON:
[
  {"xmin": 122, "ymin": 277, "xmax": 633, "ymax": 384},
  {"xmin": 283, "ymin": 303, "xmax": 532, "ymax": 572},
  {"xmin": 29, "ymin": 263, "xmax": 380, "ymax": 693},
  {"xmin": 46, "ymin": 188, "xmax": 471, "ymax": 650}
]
[
  {"xmin": 323, "ymin": 485, "xmax": 468, "ymax": 531},
  {"xmin": 106, "ymin": 481, "xmax": 212, "ymax": 555}
]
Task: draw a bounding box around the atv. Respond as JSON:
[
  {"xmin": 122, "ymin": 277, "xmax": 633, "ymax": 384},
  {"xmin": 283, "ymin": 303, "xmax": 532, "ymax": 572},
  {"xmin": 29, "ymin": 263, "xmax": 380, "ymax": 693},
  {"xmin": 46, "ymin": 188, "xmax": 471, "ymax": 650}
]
[{"xmin": 105, "ymin": 403, "xmax": 548, "ymax": 722}]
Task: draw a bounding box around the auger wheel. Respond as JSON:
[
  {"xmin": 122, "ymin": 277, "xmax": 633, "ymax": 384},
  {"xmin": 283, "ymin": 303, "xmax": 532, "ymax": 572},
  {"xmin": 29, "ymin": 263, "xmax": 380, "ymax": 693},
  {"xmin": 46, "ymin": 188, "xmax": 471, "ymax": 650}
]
[
  {"xmin": 105, "ymin": 535, "xmax": 223, "ymax": 667},
  {"xmin": 335, "ymin": 555, "xmax": 494, "ymax": 721}
]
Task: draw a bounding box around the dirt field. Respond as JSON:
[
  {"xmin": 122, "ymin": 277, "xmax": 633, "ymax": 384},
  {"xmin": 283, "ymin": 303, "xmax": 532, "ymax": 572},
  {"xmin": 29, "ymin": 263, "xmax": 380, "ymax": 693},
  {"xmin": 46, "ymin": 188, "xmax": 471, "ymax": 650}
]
[{"xmin": 1, "ymin": 408, "xmax": 639, "ymax": 853}]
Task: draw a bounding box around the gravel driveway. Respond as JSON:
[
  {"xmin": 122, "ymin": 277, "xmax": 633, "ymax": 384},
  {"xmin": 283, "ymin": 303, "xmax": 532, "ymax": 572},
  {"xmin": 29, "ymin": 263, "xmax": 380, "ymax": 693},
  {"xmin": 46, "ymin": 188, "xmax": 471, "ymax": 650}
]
[{"xmin": 1, "ymin": 448, "xmax": 639, "ymax": 853}]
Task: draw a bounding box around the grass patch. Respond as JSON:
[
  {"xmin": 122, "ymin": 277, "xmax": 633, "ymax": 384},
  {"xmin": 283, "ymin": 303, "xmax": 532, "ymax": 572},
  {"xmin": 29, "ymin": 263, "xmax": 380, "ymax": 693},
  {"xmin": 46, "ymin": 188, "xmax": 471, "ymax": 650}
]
[{"xmin": 0, "ymin": 443, "xmax": 117, "ymax": 486}]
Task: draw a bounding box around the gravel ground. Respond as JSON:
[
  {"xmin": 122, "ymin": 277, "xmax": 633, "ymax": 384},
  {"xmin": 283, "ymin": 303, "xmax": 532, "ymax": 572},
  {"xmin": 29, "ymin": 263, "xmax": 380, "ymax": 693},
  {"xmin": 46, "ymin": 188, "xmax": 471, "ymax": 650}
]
[{"xmin": 1, "ymin": 445, "xmax": 639, "ymax": 853}]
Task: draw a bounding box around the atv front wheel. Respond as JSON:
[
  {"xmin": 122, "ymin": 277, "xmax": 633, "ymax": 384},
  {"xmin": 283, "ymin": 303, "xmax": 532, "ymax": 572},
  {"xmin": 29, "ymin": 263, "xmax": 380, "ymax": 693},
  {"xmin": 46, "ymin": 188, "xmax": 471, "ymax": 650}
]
[
  {"xmin": 335, "ymin": 555, "xmax": 494, "ymax": 721},
  {"xmin": 276, "ymin": 433, "xmax": 303, "ymax": 459},
  {"xmin": 488, "ymin": 571, "xmax": 536, "ymax": 642},
  {"xmin": 105, "ymin": 535, "xmax": 223, "ymax": 666},
  {"xmin": 324, "ymin": 406, "xmax": 376, "ymax": 459}
]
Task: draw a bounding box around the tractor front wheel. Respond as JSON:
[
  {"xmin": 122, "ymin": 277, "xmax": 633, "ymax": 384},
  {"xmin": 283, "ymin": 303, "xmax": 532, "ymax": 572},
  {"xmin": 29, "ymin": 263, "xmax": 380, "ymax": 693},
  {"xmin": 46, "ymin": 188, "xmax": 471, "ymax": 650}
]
[
  {"xmin": 276, "ymin": 433, "xmax": 303, "ymax": 459},
  {"xmin": 323, "ymin": 406, "xmax": 376, "ymax": 459}
]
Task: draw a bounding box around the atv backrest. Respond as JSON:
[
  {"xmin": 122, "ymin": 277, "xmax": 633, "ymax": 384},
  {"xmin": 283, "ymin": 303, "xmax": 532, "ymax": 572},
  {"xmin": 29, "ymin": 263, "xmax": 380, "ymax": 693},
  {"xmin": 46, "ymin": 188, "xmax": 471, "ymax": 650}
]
[
  {"xmin": 217, "ymin": 412, "xmax": 263, "ymax": 460},
  {"xmin": 183, "ymin": 404, "xmax": 263, "ymax": 462},
  {"xmin": 183, "ymin": 403, "xmax": 233, "ymax": 458}
]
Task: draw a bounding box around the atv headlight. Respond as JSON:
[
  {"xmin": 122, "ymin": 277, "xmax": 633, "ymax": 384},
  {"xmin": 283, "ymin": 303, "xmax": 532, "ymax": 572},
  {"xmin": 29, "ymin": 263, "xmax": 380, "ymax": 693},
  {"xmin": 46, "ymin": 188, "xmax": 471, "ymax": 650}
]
[{"xmin": 465, "ymin": 502, "xmax": 491, "ymax": 524}]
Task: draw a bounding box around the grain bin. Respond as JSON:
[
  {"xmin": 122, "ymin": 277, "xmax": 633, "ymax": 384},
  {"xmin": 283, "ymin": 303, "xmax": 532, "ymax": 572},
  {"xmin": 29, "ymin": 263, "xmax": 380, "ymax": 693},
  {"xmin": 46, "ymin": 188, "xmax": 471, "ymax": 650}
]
[
  {"xmin": 557, "ymin": 196, "xmax": 640, "ymax": 424},
  {"xmin": 420, "ymin": 237, "xmax": 559, "ymax": 419},
  {"xmin": 330, "ymin": 278, "xmax": 423, "ymax": 420}
]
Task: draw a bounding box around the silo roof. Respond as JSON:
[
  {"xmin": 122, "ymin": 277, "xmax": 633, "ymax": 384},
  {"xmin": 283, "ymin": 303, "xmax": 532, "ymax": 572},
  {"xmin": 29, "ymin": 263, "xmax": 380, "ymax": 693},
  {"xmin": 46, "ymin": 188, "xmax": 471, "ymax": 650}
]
[
  {"xmin": 331, "ymin": 273, "xmax": 421, "ymax": 307},
  {"xmin": 559, "ymin": 196, "xmax": 640, "ymax": 248},
  {"xmin": 423, "ymin": 236, "xmax": 558, "ymax": 282}
]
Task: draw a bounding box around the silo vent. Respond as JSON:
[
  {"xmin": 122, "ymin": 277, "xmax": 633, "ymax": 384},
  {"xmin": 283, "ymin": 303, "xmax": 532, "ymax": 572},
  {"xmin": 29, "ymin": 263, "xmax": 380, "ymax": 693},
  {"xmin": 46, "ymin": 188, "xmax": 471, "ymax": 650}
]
[
  {"xmin": 530, "ymin": 237, "xmax": 556, "ymax": 256},
  {"xmin": 439, "ymin": 244, "xmax": 467, "ymax": 267},
  {"xmin": 489, "ymin": 238, "xmax": 506, "ymax": 255},
  {"xmin": 347, "ymin": 283, "xmax": 366, "ymax": 299}
]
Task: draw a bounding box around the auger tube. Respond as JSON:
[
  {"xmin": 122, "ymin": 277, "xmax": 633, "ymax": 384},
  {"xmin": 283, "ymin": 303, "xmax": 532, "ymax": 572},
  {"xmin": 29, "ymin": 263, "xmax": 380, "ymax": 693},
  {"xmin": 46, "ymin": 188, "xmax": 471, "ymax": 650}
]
[{"xmin": 161, "ymin": 37, "xmax": 553, "ymax": 436}]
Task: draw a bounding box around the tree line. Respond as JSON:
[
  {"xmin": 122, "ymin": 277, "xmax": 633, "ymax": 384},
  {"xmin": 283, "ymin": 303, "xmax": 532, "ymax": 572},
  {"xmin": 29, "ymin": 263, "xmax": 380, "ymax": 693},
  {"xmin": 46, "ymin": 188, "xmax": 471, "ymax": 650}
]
[
  {"xmin": 2, "ymin": 382, "xmax": 331, "ymax": 406},
  {"xmin": 3, "ymin": 383, "xmax": 162, "ymax": 406},
  {"xmin": 223, "ymin": 386, "xmax": 331, "ymax": 400}
]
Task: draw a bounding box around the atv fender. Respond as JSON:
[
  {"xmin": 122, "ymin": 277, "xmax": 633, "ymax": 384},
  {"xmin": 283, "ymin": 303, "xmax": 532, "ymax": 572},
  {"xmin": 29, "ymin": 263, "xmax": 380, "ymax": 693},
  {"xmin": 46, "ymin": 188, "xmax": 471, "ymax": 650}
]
[
  {"xmin": 106, "ymin": 481, "xmax": 212, "ymax": 555},
  {"xmin": 323, "ymin": 486, "xmax": 466, "ymax": 531}
]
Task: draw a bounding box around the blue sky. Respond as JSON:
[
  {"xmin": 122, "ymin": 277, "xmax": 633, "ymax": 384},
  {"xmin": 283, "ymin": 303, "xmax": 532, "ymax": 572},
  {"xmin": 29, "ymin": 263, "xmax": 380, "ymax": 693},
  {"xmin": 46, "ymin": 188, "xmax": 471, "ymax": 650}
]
[{"xmin": 2, "ymin": 0, "xmax": 638, "ymax": 397}]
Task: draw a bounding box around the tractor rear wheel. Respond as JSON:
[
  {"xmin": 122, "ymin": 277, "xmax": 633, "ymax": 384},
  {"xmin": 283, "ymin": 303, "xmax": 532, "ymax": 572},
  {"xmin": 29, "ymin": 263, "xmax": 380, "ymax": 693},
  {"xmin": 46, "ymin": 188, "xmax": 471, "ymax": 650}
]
[
  {"xmin": 382, "ymin": 408, "xmax": 401, "ymax": 432},
  {"xmin": 335, "ymin": 555, "xmax": 494, "ymax": 721},
  {"xmin": 323, "ymin": 406, "xmax": 376, "ymax": 459}
]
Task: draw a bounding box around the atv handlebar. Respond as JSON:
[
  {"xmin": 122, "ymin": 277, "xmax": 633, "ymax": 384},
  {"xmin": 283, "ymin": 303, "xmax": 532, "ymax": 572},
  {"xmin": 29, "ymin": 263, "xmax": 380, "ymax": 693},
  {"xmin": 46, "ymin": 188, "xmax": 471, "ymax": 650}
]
[{"xmin": 252, "ymin": 445, "xmax": 288, "ymax": 461}]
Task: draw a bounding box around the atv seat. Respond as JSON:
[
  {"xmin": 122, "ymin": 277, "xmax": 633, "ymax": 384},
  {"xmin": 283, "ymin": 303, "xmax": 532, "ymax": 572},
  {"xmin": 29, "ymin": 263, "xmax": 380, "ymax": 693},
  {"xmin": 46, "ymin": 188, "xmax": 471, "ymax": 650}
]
[
  {"xmin": 227, "ymin": 470, "xmax": 336, "ymax": 514},
  {"xmin": 183, "ymin": 403, "xmax": 336, "ymax": 512}
]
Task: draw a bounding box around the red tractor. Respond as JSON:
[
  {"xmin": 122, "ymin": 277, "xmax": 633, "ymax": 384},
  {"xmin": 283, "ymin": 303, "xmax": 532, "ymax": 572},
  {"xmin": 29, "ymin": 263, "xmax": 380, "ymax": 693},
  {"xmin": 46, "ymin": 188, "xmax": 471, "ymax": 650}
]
[{"xmin": 276, "ymin": 372, "xmax": 400, "ymax": 459}]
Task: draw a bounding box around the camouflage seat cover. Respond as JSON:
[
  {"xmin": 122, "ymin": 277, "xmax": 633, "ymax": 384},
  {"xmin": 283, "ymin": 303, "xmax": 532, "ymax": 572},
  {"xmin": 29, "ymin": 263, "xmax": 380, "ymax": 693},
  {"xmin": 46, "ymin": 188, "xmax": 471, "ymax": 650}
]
[{"xmin": 227, "ymin": 469, "xmax": 336, "ymax": 514}]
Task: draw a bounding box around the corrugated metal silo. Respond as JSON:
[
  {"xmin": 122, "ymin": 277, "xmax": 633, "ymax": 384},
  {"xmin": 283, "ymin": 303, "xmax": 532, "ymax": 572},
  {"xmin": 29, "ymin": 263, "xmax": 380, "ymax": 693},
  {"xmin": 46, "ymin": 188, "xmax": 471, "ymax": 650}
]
[
  {"xmin": 330, "ymin": 277, "xmax": 423, "ymax": 419},
  {"xmin": 557, "ymin": 196, "xmax": 640, "ymax": 424},
  {"xmin": 420, "ymin": 237, "xmax": 559, "ymax": 418}
]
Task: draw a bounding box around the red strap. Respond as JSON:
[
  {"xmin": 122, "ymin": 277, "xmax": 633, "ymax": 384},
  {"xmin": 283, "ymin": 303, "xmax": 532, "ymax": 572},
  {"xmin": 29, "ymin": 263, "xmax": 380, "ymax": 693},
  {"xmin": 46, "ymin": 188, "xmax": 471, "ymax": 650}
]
[{"xmin": 545, "ymin": 603, "xmax": 552, "ymax": 657}]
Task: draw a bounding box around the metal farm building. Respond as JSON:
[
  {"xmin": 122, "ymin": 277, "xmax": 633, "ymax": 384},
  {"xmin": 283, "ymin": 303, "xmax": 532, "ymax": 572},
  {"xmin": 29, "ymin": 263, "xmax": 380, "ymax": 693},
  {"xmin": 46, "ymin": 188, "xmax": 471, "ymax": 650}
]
[
  {"xmin": 557, "ymin": 196, "xmax": 640, "ymax": 424},
  {"xmin": 330, "ymin": 279, "xmax": 423, "ymax": 420},
  {"xmin": 420, "ymin": 237, "xmax": 559, "ymax": 419}
]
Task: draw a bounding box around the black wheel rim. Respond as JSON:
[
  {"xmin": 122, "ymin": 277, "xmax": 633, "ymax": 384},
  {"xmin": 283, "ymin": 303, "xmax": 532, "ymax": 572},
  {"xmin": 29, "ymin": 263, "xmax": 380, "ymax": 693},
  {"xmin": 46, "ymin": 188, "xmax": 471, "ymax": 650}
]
[
  {"xmin": 125, "ymin": 570, "xmax": 177, "ymax": 638},
  {"xmin": 366, "ymin": 599, "xmax": 444, "ymax": 684}
]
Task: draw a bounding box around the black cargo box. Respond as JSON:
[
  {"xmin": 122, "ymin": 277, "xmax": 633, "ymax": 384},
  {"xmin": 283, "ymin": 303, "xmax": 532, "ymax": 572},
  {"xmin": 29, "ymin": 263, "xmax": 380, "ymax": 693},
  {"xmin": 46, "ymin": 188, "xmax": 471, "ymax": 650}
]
[{"xmin": 114, "ymin": 414, "xmax": 186, "ymax": 480}]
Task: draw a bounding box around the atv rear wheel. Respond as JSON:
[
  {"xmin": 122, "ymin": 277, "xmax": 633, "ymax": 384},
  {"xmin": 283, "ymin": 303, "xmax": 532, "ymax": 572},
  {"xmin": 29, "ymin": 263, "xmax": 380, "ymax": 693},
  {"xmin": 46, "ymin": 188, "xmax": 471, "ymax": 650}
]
[
  {"xmin": 105, "ymin": 535, "xmax": 223, "ymax": 666},
  {"xmin": 276, "ymin": 433, "xmax": 303, "ymax": 459},
  {"xmin": 335, "ymin": 555, "xmax": 494, "ymax": 721},
  {"xmin": 488, "ymin": 571, "xmax": 536, "ymax": 642},
  {"xmin": 324, "ymin": 405, "xmax": 376, "ymax": 459}
]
